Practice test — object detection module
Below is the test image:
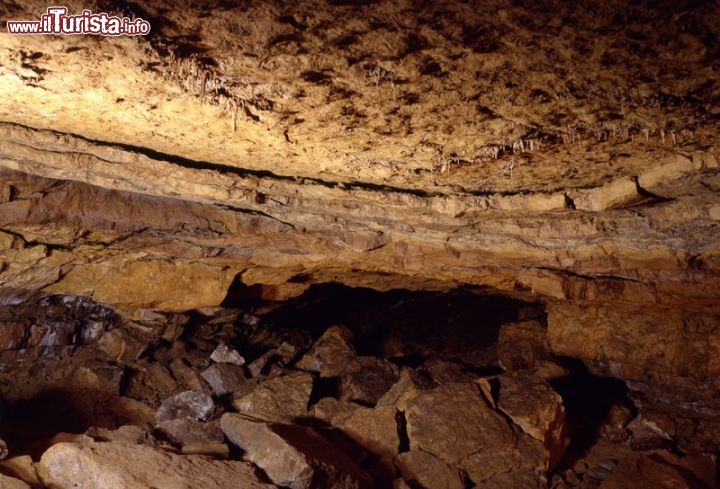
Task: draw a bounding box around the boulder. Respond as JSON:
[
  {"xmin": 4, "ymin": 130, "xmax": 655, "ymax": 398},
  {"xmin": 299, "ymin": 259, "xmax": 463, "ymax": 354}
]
[
  {"xmin": 339, "ymin": 357, "xmax": 399, "ymax": 406},
  {"xmin": 497, "ymin": 320, "xmax": 551, "ymax": 372},
  {"xmin": 220, "ymin": 413, "xmax": 372, "ymax": 489},
  {"xmin": 201, "ymin": 363, "xmax": 247, "ymax": 396},
  {"xmin": 395, "ymin": 449, "xmax": 466, "ymax": 489},
  {"xmin": 296, "ymin": 326, "xmax": 360, "ymax": 377},
  {"xmin": 37, "ymin": 440, "xmax": 274, "ymax": 489},
  {"xmin": 405, "ymin": 382, "xmax": 546, "ymax": 485},
  {"xmin": 231, "ymin": 371, "xmax": 313, "ymax": 423},
  {"xmin": 496, "ymin": 373, "xmax": 569, "ymax": 471}
]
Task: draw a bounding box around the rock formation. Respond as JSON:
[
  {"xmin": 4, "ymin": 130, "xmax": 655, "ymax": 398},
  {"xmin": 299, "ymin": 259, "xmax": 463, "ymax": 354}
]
[{"xmin": 0, "ymin": 0, "xmax": 719, "ymax": 487}]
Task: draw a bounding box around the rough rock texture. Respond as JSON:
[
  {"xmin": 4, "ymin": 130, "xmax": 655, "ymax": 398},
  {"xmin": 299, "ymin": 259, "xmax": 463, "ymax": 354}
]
[
  {"xmin": 220, "ymin": 413, "xmax": 373, "ymax": 489},
  {"xmin": 37, "ymin": 440, "xmax": 274, "ymax": 489},
  {"xmin": 1, "ymin": 0, "xmax": 720, "ymax": 486}
]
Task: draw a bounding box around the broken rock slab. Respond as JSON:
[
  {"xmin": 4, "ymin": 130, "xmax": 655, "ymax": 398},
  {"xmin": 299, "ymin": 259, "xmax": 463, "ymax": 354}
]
[
  {"xmin": 0, "ymin": 474, "xmax": 30, "ymax": 489},
  {"xmin": 296, "ymin": 325, "xmax": 360, "ymax": 377},
  {"xmin": 497, "ymin": 320, "xmax": 551, "ymax": 372},
  {"xmin": 37, "ymin": 440, "xmax": 274, "ymax": 489},
  {"xmin": 496, "ymin": 373, "xmax": 569, "ymax": 471},
  {"xmin": 405, "ymin": 381, "xmax": 547, "ymax": 485},
  {"xmin": 395, "ymin": 448, "xmax": 466, "ymax": 489},
  {"xmin": 231, "ymin": 371, "xmax": 313, "ymax": 423},
  {"xmin": 155, "ymin": 418, "xmax": 229, "ymax": 457},
  {"xmin": 339, "ymin": 356, "xmax": 400, "ymax": 406},
  {"xmin": 156, "ymin": 390, "xmax": 214, "ymax": 423},
  {"xmin": 220, "ymin": 413, "xmax": 373, "ymax": 489},
  {"xmin": 201, "ymin": 363, "xmax": 247, "ymax": 396}
]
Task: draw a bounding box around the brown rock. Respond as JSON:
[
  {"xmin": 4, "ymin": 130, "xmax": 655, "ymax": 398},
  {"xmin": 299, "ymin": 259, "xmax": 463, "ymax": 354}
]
[
  {"xmin": 339, "ymin": 356, "xmax": 400, "ymax": 406},
  {"xmin": 0, "ymin": 456, "xmax": 39, "ymax": 487},
  {"xmin": 220, "ymin": 413, "xmax": 373, "ymax": 489},
  {"xmin": 597, "ymin": 403, "xmax": 633, "ymax": 443},
  {"xmin": 336, "ymin": 405, "xmax": 400, "ymax": 459},
  {"xmin": 296, "ymin": 326, "xmax": 360, "ymax": 377},
  {"xmin": 96, "ymin": 328, "xmax": 150, "ymax": 364},
  {"xmin": 310, "ymin": 397, "xmax": 360, "ymax": 425},
  {"xmin": 598, "ymin": 450, "xmax": 716, "ymax": 489},
  {"xmin": 377, "ymin": 368, "xmax": 435, "ymax": 411},
  {"xmin": 0, "ymin": 474, "xmax": 30, "ymax": 489},
  {"xmin": 126, "ymin": 363, "xmax": 179, "ymax": 403},
  {"xmin": 37, "ymin": 440, "xmax": 274, "ymax": 489},
  {"xmin": 231, "ymin": 371, "xmax": 313, "ymax": 423},
  {"xmin": 497, "ymin": 320, "xmax": 551, "ymax": 372},
  {"xmin": 421, "ymin": 358, "xmax": 475, "ymax": 385},
  {"xmin": 497, "ymin": 373, "xmax": 569, "ymax": 471},
  {"xmin": 85, "ymin": 425, "xmax": 149, "ymax": 445},
  {"xmin": 626, "ymin": 416, "xmax": 674, "ymax": 451},
  {"xmin": 247, "ymin": 342, "xmax": 300, "ymax": 377},
  {"xmin": 405, "ymin": 382, "xmax": 517, "ymax": 482},
  {"xmin": 168, "ymin": 357, "xmax": 206, "ymax": 392},
  {"xmin": 201, "ymin": 363, "xmax": 247, "ymax": 396},
  {"xmin": 395, "ymin": 449, "xmax": 466, "ymax": 489},
  {"xmin": 155, "ymin": 419, "xmax": 229, "ymax": 457}
]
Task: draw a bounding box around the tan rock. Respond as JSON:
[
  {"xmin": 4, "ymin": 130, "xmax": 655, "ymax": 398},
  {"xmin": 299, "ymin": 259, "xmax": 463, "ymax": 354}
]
[
  {"xmin": 44, "ymin": 259, "xmax": 240, "ymax": 311},
  {"xmin": 37, "ymin": 440, "xmax": 273, "ymax": 489},
  {"xmin": 0, "ymin": 474, "xmax": 30, "ymax": 489},
  {"xmin": 0, "ymin": 456, "xmax": 39, "ymax": 487},
  {"xmin": 220, "ymin": 413, "xmax": 372, "ymax": 489}
]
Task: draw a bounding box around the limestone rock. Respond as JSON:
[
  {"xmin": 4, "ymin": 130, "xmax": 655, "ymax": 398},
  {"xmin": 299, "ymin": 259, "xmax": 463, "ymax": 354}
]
[
  {"xmin": 395, "ymin": 449, "xmax": 466, "ymax": 489},
  {"xmin": 597, "ymin": 451, "xmax": 716, "ymax": 489},
  {"xmin": 169, "ymin": 358, "xmax": 206, "ymax": 392},
  {"xmin": 0, "ymin": 456, "xmax": 39, "ymax": 488},
  {"xmin": 231, "ymin": 371, "xmax": 313, "ymax": 423},
  {"xmin": 0, "ymin": 474, "xmax": 30, "ymax": 489},
  {"xmin": 210, "ymin": 344, "xmax": 245, "ymax": 366},
  {"xmin": 156, "ymin": 390, "xmax": 214, "ymax": 423},
  {"xmin": 247, "ymin": 342, "xmax": 300, "ymax": 377},
  {"xmin": 405, "ymin": 382, "xmax": 515, "ymax": 481},
  {"xmin": 310, "ymin": 397, "xmax": 361, "ymax": 425},
  {"xmin": 497, "ymin": 320, "xmax": 551, "ymax": 372},
  {"xmin": 220, "ymin": 413, "xmax": 373, "ymax": 489},
  {"xmin": 37, "ymin": 440, "xmax": 274, "ymax": 489},
  {"xmin": 335, "ymin": 405, "xmax": 400, "ymax": 459},
  {"xmin": 597, "ymin": 403, "xmax": 633, "ymax": 443},
  {"xmin": 97, "ymin": 328, "xmax": 150, "ymax": 364},
  {"xmin": 339, "ymin": 357, "xmax": 400, "ymax": 406},
  {"xmin": 296, "ymin": 326, "xmax": 360, "ymax": 378},
  {"xmin": 497, "ymin": 374, "xmax": 569, "ymax": 471},
  {"xmin": 155, "ymin": 419, "xmax": 229, "ymax": 457},
  {"xmin": 201, "ymin": 363, "xmax": 247, "ymax": 396},
  {"xmin": 377, "ymin": 368, "xmax": 436, "ymax": 411}
]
